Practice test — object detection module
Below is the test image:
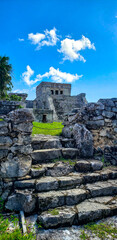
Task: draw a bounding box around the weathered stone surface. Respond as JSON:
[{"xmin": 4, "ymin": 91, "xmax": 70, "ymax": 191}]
[
  {"xmin": 0, "ymin": 127, "xmax": 8, "ymax": 135},
  {"xmin": 62, "ymin": 124, "xmax": 93, "ymax": 158},
  {"xmin": 0, "ymin": 136, "xmax": 12, "ymax": 147},
  {"xmin": 43, "ymin": 139, "xmax": 62, "ymax": 149},
  {"xmin": 102, "ymin": 111, "xmax": 115, "ymax": 119},
  {"xmin": 11, "ymin": 144, "xmax": 32, "ymax": 155},
  {"xmin": 65, "ymin": 189, "xmax": 87, "ymax": 206},
  {"xmin": 32, "ymin": 149, "xmax": 62, "ymax": 164},
  {"xmin": 36, "ymin": 177, "xmax": 59, "ymax": 192},
  {"xmin": 38, "ymin": 206, "xmax": 76, "ymax": 229},
  {"xmin": 0, "ymin": 121, "xmax": 8, "ymax": 128},
  {"xmin": 75, "ymin": 160, "xmax": 91, "ymax": 172},
  {"xmin": 30, "ymin": 167, "xmax": 46, "ymax": 178},
  {"xmin": 86, "ymin": 179, "xmax": 117, "ymax": 198},
  {"xmin": 5, "ymin": 190, "xmax": 36, "ymax": 213},
  {"xmin": 57, "ymin": 175, "xmax": 83, "ymax": 189},
  {"xmin": 0, "ymin": 155, "xmax": 32, "ymax": 178},
  {"xmin": 73, "ymin": 124, "xmax": 93, "ymax": 157},
  {"xmin": 0, "ymin": 149, "xmax": 8, "ymax": 160},
  {"xmin": 89, "ymin": 160, "xmax": 103, "ymax": 171},
  {"xmin": 46, "ymin": 162, "xmax": 74, "ymax": 177},
  {"xmin": 13, "ymin": 122, "xmax": 33, "ymax": 133},
  {"xmin": 38, "ymin": 191, "xmax": 65, "ymax": 211},
  {"xmin": 1, "ymin": 189, "xmax": 11, "ymax": 201},
  {"xmin": 62, "ymin": 148, "xmax": 78, "ymax": 159},
  {"xmin": 77, "ymin": 200, "xmax": 111, "ymax": 223},
  {"xmin": 14, "ymin": 179, "xmax": 35, "ymax": 189},
  {"xmin": 8, "ymin": 108, "xmax": 34, "ymax": 123}
]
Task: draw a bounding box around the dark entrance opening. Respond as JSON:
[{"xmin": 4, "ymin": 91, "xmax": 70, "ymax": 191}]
[
  {"xmin": 42, "ymin": 114, "xmax": 47, "ymax": 123},
  {"xmin": 51, "ymin": 90, "xmax": 54, "ymax": 95},
  {"xmin": 55, "ymin": 90, "xmax": 58, "ymax": 95}
]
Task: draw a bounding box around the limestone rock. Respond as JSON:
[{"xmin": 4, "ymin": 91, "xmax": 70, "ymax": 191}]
[
  {"xmin": 77, "ymin": 200, "xmax": 111, "ymax": 223},
  {"xmin": 75, "ymin": 160, "xmax": 91, "ymax": 172},
  {"xmin": 30, "ymin": 167, "xmax": 46, "ymax": 178},
  {"xmin": 0, "ymin": 136, "xmax": 12, "ymax": 147},
  {"xmin": 46, "ymin": 162, "xmax": 74, "ymax": 177},
  {"xmin": 8, "ymin": 108, "xmax": 34, "ymax": 123},
  {"xmin": 5, "ymin": 190, "xmax": 36, "ymax": 213},
  {"xmin": 0, "ymin": 155, "xmax": 32, "ymax": 178},
  {"xmin": 38, "ymin": 206, "xmax": 76, "ymax": 229}
]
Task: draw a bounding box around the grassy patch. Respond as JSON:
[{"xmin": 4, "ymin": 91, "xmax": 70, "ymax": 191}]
[
  {"xmin": 80, "ymin": 222, "xmax": 117, "ymax": 240},
  {"xmin": 48, "ymin": 208, "xmax": 59, "ymax": 215},
  {"xmin": 0, "ymin": 214, "xmax": 36, "ymax": 240},
  {"xmin": 0, "ymin": 119, "xmax": 3, "ymax": 121},
  {"xmin": 53, "ymin": 157, "xmax": 76, "ymax": 166},
  {"xmin": 32, "ymin": 122, "xmax": 64, "ymax": 136}
]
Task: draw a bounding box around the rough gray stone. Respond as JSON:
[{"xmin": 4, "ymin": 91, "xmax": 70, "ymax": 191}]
[
  {"xmin": 75, "ymin": 160, "xmax": 91, "ymax": 172},
  {"xmin": 77, "ymin": 200, "xmax": 111, "ymax": 223},
  {"xmin": 38, "ymin": 191, "xmax": 65, "ymax": 211},
  {"xmin": 11, "ymin": 144, "xmax": 32, "ymax": 155},
  {"xmin": 36, "ymin": 177, "xmax": 59, "ymax": 192},
  {"xmin": 0, "ymin": 136, "xmax": 12, "ymax": 147},
  {"xmin": 0, "ymin": 149, "xmax": 8, "ymax": 160},
  {"xmin": 32, "ymin": 149, "xmax": 62, "ymax": 164},
  {"xmin": 62, "ymin": 148, "xmax": 78, "ymax": 159},
  {"xmin": 14, "ymin": 179, "xmax": 35, "ymax": 189},
  {"xmin": 8, "ymin": 108, "xmax": 34, "ymax": 123},
  {"xmin": 5, "ymin": 190, "xmax": 36, "ymax": 213},
  {"xmin": 46, "ymin": 162, "xmax": 74, "ymax": 177},
  {"xmin": 30, "ymin": 167, "xmax": 46, "ymax": 178},
  {"xmin": 38, "ymin": 206, "xmax": 76, "ymax": 229},
  {"xmin": 0, "ymin": 155, "xmax": 32, "ymax": 178},
  {"xmin": 102, "ymin": 111, "xmax": 115, "ymax": 119},
  {"xmin": 65, "ymin": 189, "xmax": 87, "ymax": 206},
  {"xmin": 89, "ymin": 160, "xmax": 103, "ymax": 171},
  {"xmin": 73, "ymin": 124, "xmax": 93, "ymax": 157}
]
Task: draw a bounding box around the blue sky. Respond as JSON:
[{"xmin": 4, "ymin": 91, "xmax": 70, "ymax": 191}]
[{"xmin": 0, "ymin": 0, "xmax": 117, "ymax": 101}]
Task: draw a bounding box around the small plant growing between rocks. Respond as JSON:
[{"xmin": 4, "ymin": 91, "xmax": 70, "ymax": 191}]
[
  {"xmin": 48, "ymin": 208, "xmax": 59, "ymax": 215},
  {"xmin": 80, "ymin": 222, "xmax": 117, "ymax": 240}
]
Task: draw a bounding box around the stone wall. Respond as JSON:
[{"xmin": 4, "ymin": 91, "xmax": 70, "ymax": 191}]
[
  {"xmin": 0, "ymin": 109, "xmax": 34, "ymax": 179},
  {"xmin": 64, "ymin": 98, "xmax": 117, "ymax": 165},
  {"xmin": 0, "ymin": 101, "xmax": 22, "ymax": 116}
]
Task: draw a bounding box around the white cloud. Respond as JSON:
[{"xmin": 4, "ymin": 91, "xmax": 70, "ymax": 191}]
[
  {"xmin": 13, "ymin": 89, "xmax": 29, "ymax": 93},
  {"xmin": 58, "ymin": 35, "xmax": 96, "ymax": 62},
  {"xmin": 18, "ymin": 38, "xmax": 24, "ymax": 42},
  {"xmin": 22, "ymin": 65, "xmax": 39, "ymax": 86},
  {"xmin": 115, "ymin": 16, "xmax": 117, "ymax": 18},
  {"xmin": 28, "ymin": 27, "xmax": 59, "ymax": 49},
  {"xmin": 22, "ymin": 66, "xmax": 82, "ymax": 86}
]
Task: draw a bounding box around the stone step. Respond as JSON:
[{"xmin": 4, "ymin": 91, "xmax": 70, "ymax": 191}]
[
  {"xmin": 32, "ymin": 136, "xmax": 62, "ymax": 150},
  {"xmin": 32, "ymin": 149, "xmax": 62, "ymax": 164},
  {"xmin": 37, "ymin": 195, "xmax": 117, "ymax": 229},
  {"xmin": 14, "ymin": 167, "xmax": 117, "ymax": 192},
  {"xmin": 38, "ymin": 179, "xmax": 117, "ymax": 211},
  {"xmin": 32, "ymin": 148, "xmax": 78, "ymax": 164}
]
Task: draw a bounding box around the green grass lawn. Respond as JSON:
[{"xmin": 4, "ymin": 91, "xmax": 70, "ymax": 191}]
[{"xmin": 32, "ymin": 122, "xmax": 64, "ymax": 136}]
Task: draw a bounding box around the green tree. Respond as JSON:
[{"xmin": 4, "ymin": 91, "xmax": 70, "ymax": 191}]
[{"xmin": 0, "ymin": 56, "xmax": 13, "ymax": 99}]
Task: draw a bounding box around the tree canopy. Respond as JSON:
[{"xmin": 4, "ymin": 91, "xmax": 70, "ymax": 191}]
[{"xmin": 0, "ymin": 56, "xmax": 13, "ymax": 99}]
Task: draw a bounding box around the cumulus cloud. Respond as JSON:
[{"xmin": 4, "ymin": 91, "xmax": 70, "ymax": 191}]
[
  {"xmin": 28, "ymin": 27, "xmax": 59, "ymax": 49},
  {"xmin": 58, "ymin": 35, "xmax": 96, "ymax": 62},
  {"xmin": 22, "ymin": 65, "xmax": 39, "ymax": 86},
  {"xmin": 22, "ymin": 66, "xmax": 82, "ymax": 86},
  {"xmin": 18, "ymin": 38, "xmax": 24, "ymax": 41},
  {"xmin": 13, "ymin": 89, "xmax": 29, "ymax": 93}
]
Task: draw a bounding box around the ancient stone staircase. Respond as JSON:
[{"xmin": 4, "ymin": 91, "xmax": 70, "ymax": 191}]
[
  {"xmin": 32, "ymin": 135, "xmax": 78, "ymax": 164},
  {"xmin": 4, "ymin": 135, "xmax": 117, "ymax": 230}
]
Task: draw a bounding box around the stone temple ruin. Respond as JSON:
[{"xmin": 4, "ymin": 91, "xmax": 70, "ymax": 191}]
[
  {"xmin": 0, "ymin": 82, "xmax": 117, "ymax": 237},
  {"xmin": 0, "ymin": 81, "xmax": 87, "ymax": 122}
]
